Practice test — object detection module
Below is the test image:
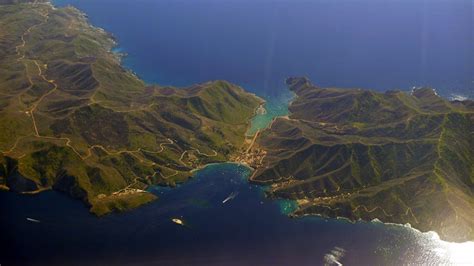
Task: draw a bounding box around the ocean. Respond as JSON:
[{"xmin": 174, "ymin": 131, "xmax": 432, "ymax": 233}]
[
  {"xmin": 2, "ymin": 163, "xmax": 472, "ymax": 265},
  {"xmin": 54, "ymin": 0, "xmax": 473, "ymax": 99},
  {"xmin": 1, "ymin": 0, "xmax": 473, "ymax": 265}
]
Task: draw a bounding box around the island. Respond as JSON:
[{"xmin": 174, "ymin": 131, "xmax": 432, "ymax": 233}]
[
  {"xmin": 248, "ymin": 77, "xmax": 474, "ymax": 242},
  {"xmin": 0, "ymin": 1, "xmax": 263, "ymax": 215},
  {"xmin": 1, "ymin": 1, "xmax": 472, "ymax": 243}
]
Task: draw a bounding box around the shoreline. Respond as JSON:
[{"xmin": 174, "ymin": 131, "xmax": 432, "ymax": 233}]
[
  {"xmin": 2, "ymin": 0, "xmax": 266, "ymax": 217},
  {"xmin": 34, "ymin": 0, "xmax": 473, "ymax": 245},
  {"xmin": 151, "ymin": 158, "xmax": 474, "ymax": 245},
  {"xmin": 291, "ymin": 210, "xmax": 474, "ymax": 245}
]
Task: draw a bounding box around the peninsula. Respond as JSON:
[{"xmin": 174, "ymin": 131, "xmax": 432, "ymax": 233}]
[
  {"xmin": 0, "ymin": 1, "xmax": 263, "ymax": 215},
  {"xmin": 248, "ymin": 77, "xmax": 474, "ymax": 242}
]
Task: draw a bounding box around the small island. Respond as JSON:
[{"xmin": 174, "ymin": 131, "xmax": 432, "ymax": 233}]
[{"xmin": 248, "ymin": 77, "xmax": 474, "ymax": 242}]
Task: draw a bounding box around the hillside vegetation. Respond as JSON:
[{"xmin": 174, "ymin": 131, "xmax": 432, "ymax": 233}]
[
  {"xmin": 251, "ymin": 77, "xmax": 474, "ymax": 242},
  {"xmin": 0, "ymin": 2, "xmax": 262, "ymax": 215}
]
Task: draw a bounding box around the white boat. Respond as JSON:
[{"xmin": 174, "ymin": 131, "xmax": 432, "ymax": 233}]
[
  {"xmin": 222, "ymin": 191, "xmax": 239, "ymax": 204},
  {"xmin": 171, "ymin": 218, "xmax": 184, "ymax": 226},
  {"xmin": 26, "ymin": 218, "xmax": 40, "ymax": 223}
]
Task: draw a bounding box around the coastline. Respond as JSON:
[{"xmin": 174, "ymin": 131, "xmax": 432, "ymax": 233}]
[
  {"xmin": 30, "ymin": 0, "xmax": 473, "ymax": 245},
  {"xmin": 291, "ymin": 209, "xmax": 474, "ymax": 247},
  {"xmin": 0, "ymin": 1, "xmax": 265, "ymax": 217}
]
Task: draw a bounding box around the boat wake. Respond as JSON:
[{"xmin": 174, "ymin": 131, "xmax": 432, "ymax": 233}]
[
  {"xmin": 26, "ymin": 218, "xmax": 40, "ymax": 223},
  {"xmin": 222, "ymin": 191, "xmax": 239, "ymax": 204},
  {"xmin": 323, "ymin": 246, "xmax": 345, "ymax": 266}
]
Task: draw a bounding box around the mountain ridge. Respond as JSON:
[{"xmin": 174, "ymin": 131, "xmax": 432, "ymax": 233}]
[
  {"xmin": 250, "ymin": 77, "xmax": 474, "ymax": 242},
  {"xmin": 0, "ymin": 2, "xmax": 263, "ymax": 215}
]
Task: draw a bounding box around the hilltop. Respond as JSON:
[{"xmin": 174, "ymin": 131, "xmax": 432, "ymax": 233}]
[
  {"xmin": 0, "ymin": 1, "xmax": 263, "ymax": 215},
  {"xmin": 250, "ymin": 77, "xmax": 474, "ymax": 242}
]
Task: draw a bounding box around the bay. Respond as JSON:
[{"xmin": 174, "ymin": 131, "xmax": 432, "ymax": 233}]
[{"xmin": 2, "ymin": 0, "xmax": 473, "ymax": 265}]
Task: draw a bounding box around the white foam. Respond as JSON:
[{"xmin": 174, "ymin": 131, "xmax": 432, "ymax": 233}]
[
  {"xmin": 450, "ymin": 93, "xmax": 469, "ymax": 101},
  {"xmin": 324, "ymin": 247, "xmax": 345, "ymax": 266}
]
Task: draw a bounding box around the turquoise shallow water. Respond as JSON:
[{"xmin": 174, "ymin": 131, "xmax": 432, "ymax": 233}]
[
  {"xmin": 1, "ymin": 0, "xmax": 473, "ymax": 265},
  {"xmin": 246, "ymin": 90, "xmax": 293, "ymax": 136}
]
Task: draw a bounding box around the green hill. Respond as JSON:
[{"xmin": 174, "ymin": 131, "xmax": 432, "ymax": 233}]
[
  {"xmin": 250, "ymin": 77, "xmax": 474, "ymax": 242},
  {"xmin": 0, "ymin": 2, "xmax": 263, "ymax": 215}
]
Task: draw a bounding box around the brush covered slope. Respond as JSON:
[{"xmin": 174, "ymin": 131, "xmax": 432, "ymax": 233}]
[
  {"xmin": 0, "ymin": 2, "xmax": 263, "ymax": 215},
  {"xmin": 250, "ymin": 77, "xmax": 474, "ymax": 242}
]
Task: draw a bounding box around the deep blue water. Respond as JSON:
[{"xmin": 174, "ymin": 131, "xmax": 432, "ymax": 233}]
[
  {"xmin": 1, "ymin": 0, "xmax": 473, "ymax": 265},
  {"xmin": 54, "ymin": 0, "xmax": 473, "ymax": 99},
  {"xmin": 0, "ymin": 164, "xmax": 466, "ymax": 265}
]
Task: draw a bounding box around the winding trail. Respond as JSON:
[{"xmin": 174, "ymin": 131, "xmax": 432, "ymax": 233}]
[
  {"xmin": 1, "ymin": 3, "xmax": 227, "ymax": 198},
  {"xmin": 2, "ymin": 6, "xmax": 178, "ymax": 164},
  {"xmin": 112, "ymin": 176, "xmax": 142, "ymax": 195},
  {"xmin": 178, "ymin": 147, "xmax": 218, "ymax": 166},
  {"xmin": 353, "ymin": 205, "xmax": 393, "ymax": 217},
  {"xmin": 29, "ymin": 60, "xmax": 58, "ymax": 136},
  {"xmin": 82, "ymin": 138, "xmax": 174, "ymax": 161},
  {"xmin": 159, "ymin": 170, "xmax": 180, "ymax": 179},
  {"xmin": 192, "ymin": 147, "xmax": 218, "ymax": 157}
]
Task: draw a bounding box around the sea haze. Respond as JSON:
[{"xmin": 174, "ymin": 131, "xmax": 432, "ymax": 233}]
[{"xmin": 55, "ymin": 0, "xmax": 473, "ymax": 99}]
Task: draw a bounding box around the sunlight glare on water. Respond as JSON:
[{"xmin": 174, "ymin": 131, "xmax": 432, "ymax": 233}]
[{"xmin": 413, "ymin": 230, "xmax": 474, "ymax": 265}]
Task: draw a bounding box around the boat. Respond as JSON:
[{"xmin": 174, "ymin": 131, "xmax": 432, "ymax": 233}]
[
  {"xmin": 26, "ymin": 218, "xmax": 40, "ymax": 223},
  {"xmin": 222, "ymin": 191, "xmax": 239, "ymax": 204},
  {"xmin": 171, "ymin": 218, "xmax": 184, "ymax": 226}
]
